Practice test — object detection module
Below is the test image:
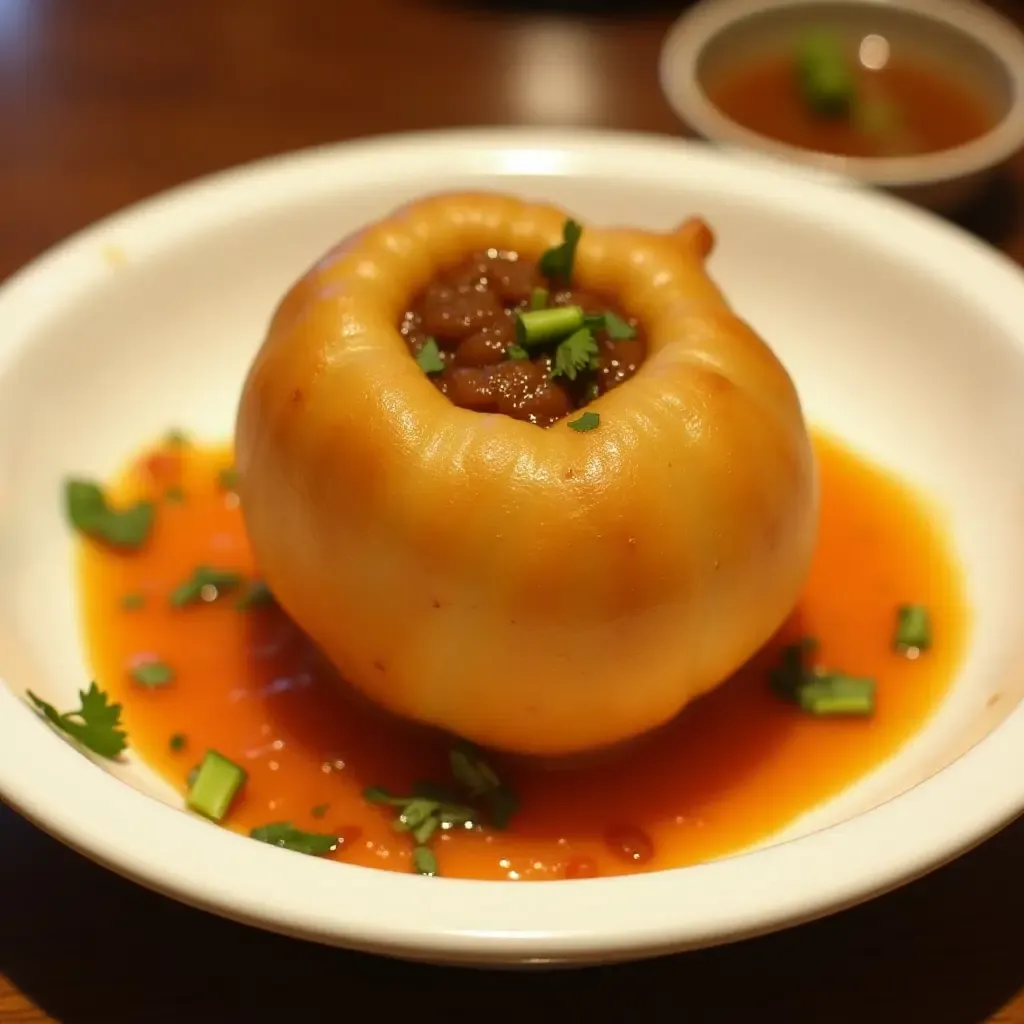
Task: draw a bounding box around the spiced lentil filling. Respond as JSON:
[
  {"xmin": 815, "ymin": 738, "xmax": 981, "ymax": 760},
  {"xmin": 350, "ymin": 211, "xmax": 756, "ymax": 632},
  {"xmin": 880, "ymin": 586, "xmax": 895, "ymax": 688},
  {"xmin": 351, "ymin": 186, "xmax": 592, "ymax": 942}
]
[{"xmin": 398, "ymin": 220, "xmax": 646, "ymax": 427}]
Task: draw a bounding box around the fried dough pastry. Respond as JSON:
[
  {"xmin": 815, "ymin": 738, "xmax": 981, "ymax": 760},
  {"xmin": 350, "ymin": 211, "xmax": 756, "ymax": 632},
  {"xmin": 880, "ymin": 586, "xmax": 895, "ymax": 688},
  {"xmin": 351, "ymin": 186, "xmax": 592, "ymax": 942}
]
[{"xmin": 235, "ymin": 193, "xmax": 817, "ymax": 755}]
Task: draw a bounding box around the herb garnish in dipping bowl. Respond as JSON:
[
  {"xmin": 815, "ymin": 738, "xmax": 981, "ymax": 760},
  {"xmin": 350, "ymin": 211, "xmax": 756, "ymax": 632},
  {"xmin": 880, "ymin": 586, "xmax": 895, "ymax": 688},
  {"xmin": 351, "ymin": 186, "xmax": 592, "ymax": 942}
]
[{"xmin": 659, "ymin": 0, "xmax": 1024, "ymax": 211}]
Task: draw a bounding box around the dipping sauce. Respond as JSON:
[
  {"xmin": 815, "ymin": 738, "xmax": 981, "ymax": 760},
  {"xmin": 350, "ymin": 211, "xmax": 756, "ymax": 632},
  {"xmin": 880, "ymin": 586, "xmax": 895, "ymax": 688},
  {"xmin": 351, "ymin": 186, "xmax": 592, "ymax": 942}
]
[
  {"xmin": 706, "ymin": 38, "xmax": 996, "ymax": 159},
  {"xmin": 72, "ymin": 429, "xmax": 967, "ymax": 881},
  {"xmin": 400, "ymin": 237, "xmax": 645, "ymax": 426}
]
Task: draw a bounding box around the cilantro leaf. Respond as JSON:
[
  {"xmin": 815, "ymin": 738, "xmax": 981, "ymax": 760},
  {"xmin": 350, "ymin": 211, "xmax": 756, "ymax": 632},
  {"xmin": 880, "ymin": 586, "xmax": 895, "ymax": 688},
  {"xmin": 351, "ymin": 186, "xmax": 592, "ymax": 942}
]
[
  {"xmin": 65, "ymin": 479, "xmax": 155, "ymax": 550},
  {"xmin": 602, "ymin": 311, "xmax": 637, "ymax": 340},
  {"xmin": 538, "ymin": 219, "xmax": 583, "ymax": 284},
  {"xmin": 364, "ymin": 741, "xmax": 518, "ymax": 877},
  {"xmin": 27, "ymin": 682, "xmax": 128, "ymax": 759},
  {"xmin": 583, "ymin": 311, "xmax": 636, "ymax": 341},
  {"xmin": 568, "ymin": 411, "xmax": 601, "ymax": 433},
  {"xmin": 448, "ymin": 742, "xmax": 516, "ymax": 829},
  {"xmin": 488, "ymin": 785, "xmax": 519, "ymax": 829},
  {"xmin": 550, "ymin": 328, "xmax": 599, "ymax": 382},
  {"xmin": 415, "ymin": 338, "xmax": 446, "ymax": 375},
  {"xmin": 449, "ymin": 741, "xmax": 501, "ymax": 796},
  {"xmin": 250, "ymin": 821, "xmax": 339, "ymax": 856}
]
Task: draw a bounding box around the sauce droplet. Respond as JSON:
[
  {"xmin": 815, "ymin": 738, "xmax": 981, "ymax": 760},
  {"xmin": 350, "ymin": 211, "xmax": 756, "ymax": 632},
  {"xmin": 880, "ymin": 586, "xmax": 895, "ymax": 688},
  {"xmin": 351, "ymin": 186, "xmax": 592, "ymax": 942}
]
[
  {"xmin": 604, "ymin": 824, "xmax": 654, "ymax": 865},
  {"xmin": 334, "ymin": 826, "xmax": 363, "ymax": 850},
  {"xmin": 564, "ymin": 856, "xmax": 599, "ymax": 879}
]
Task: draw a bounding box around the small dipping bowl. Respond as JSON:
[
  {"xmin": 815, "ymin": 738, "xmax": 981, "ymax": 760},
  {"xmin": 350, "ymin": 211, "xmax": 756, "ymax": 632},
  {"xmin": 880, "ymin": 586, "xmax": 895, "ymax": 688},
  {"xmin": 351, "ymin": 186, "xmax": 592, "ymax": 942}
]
[{"xmin": 659, "ymin": 0, "xmax": 1024, "ymax": 211}]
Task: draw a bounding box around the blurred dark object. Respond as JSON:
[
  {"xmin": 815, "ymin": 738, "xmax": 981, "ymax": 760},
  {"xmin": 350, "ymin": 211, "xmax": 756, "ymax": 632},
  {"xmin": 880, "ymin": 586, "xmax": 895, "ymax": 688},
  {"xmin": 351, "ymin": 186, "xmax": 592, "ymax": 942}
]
[
  {"xmin": 439, "ymin": 0, "xmax": 695, "ymax": 16},
  {"xmin": 951, "ymin": 168, "xmax": 1022, "ymax": 249}
]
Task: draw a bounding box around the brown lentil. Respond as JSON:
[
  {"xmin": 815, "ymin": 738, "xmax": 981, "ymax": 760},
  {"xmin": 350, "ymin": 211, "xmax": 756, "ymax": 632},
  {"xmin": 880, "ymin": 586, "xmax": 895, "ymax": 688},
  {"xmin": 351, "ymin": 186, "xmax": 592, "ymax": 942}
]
[{"xmin": 400, "ymin": 248, "xmax": 646, "ymax": 426}]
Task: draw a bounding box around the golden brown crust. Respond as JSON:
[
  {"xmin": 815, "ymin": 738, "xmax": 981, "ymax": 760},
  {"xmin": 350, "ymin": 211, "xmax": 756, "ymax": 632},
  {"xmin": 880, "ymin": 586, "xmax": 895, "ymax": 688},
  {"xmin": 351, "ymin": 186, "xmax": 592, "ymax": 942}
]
[{"xmin": 236, "ymin": 192, "xmax": 818, "ymax": 755}]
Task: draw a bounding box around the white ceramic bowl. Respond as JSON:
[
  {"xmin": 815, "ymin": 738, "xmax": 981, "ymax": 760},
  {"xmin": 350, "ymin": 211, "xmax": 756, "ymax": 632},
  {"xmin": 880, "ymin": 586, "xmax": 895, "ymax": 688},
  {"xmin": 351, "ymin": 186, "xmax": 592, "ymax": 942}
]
[
  {"xmin": 1, "ymin": 128, "xmax": 1023, "ymax": 966},
  {"xmin": 658, "ymin": 0, "xmax": 1024, "ymax": 211}
]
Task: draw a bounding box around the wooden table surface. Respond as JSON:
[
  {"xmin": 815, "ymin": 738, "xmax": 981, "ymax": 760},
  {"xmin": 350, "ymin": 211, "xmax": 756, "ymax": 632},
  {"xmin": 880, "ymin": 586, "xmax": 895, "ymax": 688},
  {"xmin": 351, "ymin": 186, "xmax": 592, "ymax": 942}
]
[{"xmin": 2, "ymin": 0, "xmax": 1023, "ymax": 1020}]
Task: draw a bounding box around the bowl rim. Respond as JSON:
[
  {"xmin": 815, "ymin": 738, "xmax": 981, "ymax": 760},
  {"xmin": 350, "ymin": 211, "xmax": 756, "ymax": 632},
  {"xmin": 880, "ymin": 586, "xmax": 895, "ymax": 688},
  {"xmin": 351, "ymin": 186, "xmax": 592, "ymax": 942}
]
[
  {"xmin": 1, "ymin": 127, "xmax": 1024, "ymax": 963},
  {"xmin": 658, "ymin": 0, "xmax": 1024, "ymax": 188}
]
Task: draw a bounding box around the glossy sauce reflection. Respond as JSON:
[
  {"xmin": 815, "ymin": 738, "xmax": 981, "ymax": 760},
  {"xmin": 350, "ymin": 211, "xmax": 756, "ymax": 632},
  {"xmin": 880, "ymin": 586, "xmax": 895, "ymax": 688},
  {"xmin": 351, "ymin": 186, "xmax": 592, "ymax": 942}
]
[{"xmin": 78, "ymin": 432, "xmax": 967, "ymax": 880}]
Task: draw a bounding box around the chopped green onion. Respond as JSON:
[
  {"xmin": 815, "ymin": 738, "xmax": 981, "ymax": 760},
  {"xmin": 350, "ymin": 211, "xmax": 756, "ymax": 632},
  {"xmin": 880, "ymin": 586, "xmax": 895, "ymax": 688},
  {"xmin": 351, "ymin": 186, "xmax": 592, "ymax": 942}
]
[
  {"xmin": 170, "ymin": 566, "xmax": 244, "ymax": 608},
  {"xmin": 538, "ymin": 219, "xmax": 582, "ymax": 284},
  {"xmin": 412, "ymin": 846, "xmax": 439, "ymax": 876},
  {"xmin": 64, "ymin": 479, "xmax": 155, "ymax": 550},
  {"xmin": 515, "ymin": 306, "xmax": 585, "ymax": 348},
  {"xmin": 568, "ymin": 411, "xmax": 600, "ymax": 433},
  {"xmin": 311, "ymin": 803, "xmax": 329, "ymax": 819},
  {"xmin": 768, "ymin": 638, "xmax": 818, "ymax": 701},
  {"xmin": 130, "ymin": 660, "xmax": 174, "ymax": 688},
  {"xmin": 121, "ymin": 592, "xmax": 145, "ymax": 611},
  {"xmin": 165, "ymin": 485, "xmax": 186, "ymax": 504},
  {"xmin": 217, "ymin": 466, "xmax": 239, "ymax": 491},
  {"xmin": 506, "ymin": 343, "xmax": 530, "ymax": 361},
  {"xmin": 250, "ymin": 822, "xmax": 338, "ymax": 856},
  {"xmin": 797, "ymin": 673, "xmax": 876, "ymax": 716},
  {"xmin": 894, "ymin": 604, "xmax": 931, "ymax": 652},
  {"xmin": 415, "ymin": 337, "xmax": 445, "ymax": 375},
  {"xmin": 186, "ymin": 750, "xmax": 247, "ymax": 822},
  {"xmin": 796, "ymin": 31, "xmax": 856, "ymax": 118},
  {"xmin": 169, "ymin": 732, "xmax": 187, "ymax": 752},
  {"xmin": 530, "ymin": 286, "xmax": 549, "ymax": 310},
  {"xmin": 769, "ymin": 639, "xmax": 875, "ymax": 716}
]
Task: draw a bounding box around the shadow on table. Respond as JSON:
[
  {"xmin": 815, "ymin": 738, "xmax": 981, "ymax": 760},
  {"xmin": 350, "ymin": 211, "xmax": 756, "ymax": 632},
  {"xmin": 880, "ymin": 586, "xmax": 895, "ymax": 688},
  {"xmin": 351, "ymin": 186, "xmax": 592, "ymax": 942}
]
[{"xmin": 1, "ymin": 808, "xmax": 1022, "ymax": 1024}]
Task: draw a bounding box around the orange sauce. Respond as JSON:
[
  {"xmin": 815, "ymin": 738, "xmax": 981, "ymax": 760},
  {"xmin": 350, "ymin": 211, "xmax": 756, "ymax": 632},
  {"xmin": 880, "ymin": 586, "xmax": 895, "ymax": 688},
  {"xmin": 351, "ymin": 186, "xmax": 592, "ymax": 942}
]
[
  {"xmin": 77, "ymin": 431, "xmax": 967, "ymax": 880},
  {"xmin": 706, "ymin": 52, "xmax": 995, "ymax": 159}
]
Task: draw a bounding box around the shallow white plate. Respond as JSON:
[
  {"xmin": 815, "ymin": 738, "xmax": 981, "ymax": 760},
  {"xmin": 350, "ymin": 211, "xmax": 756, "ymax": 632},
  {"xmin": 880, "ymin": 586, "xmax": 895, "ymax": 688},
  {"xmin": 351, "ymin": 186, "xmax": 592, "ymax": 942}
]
[{"xmin": 1, "ymin": 128, "xmax": 1023, "ymax": 966}]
